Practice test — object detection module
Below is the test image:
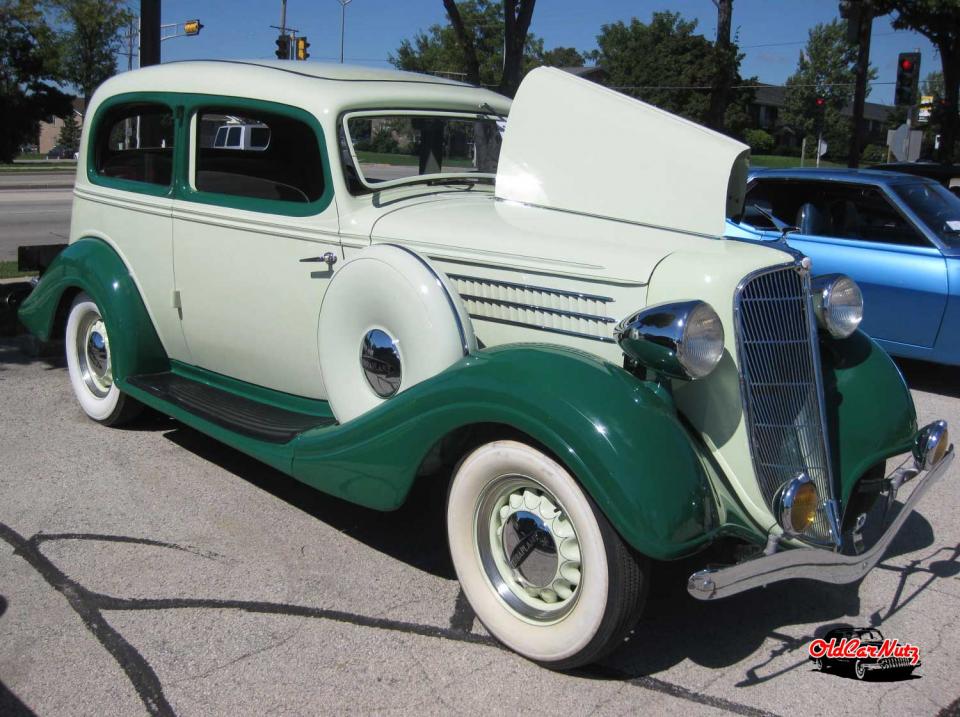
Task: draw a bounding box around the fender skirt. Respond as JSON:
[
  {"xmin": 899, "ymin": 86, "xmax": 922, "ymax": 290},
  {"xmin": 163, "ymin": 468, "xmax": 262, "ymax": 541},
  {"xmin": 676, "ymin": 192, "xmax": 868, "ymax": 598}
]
[
  {"xmin": 292, "ymin": 345, "xmax": 719, "ymax": 560},
  {"xmin": 17, "ymin": 237, "xmax": 169, "ymax": 380},
  {"xmin": 820, "ymin": 330, "xmax": 918, "ymax": 509}
]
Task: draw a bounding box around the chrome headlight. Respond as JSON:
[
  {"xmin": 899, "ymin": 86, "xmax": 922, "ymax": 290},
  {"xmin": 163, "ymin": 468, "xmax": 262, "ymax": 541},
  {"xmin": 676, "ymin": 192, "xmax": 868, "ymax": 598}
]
[
  {"xmin": 812, "ymin": 274, "xmax": 863, "ymax": 338},
  {"xmin": 913, "ymin": 420, "xmax": 950, "ymax": 471},
  {"xmin": 775, "ymin": 473, "xmax": 820, "ymax": 535},
  {"xmin": 615, "ymin": 300, "xmax": 725, "ymax": 380}
]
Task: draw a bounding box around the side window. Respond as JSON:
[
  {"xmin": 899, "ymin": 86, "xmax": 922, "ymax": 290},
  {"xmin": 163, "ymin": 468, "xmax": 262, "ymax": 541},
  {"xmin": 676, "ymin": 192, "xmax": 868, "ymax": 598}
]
[
  {"xmin": 194, "ymin": 108, "xmax": 325, "ymax": 204},
  {"xmin": 226, "ymin": 126, "xmax": 241, "ymax": 148},
  {"xmin": 94, "ymin": 103, "xmax": 175, "ymax": 187},
  {"xmin": 820, "ymin": 184, "xmax": 930, "ymax": 247},
  {"xmin": 743, "ymin": 180, "xmax": 823, "ymax": 230}
]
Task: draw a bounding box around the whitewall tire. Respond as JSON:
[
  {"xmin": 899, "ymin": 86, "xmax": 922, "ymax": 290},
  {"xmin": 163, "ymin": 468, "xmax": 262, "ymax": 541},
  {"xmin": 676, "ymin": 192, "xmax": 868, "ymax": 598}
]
[
  {"xmin": 65, "ymin": 293, "xmax": 141, "ymax": 426},
  {"xmin": 447, "ymin": 440, "xmax": 647, "ymax": 669},
  {"xmin": 317, "ymin": 244, "xmax": 475, "ymax": 423}
]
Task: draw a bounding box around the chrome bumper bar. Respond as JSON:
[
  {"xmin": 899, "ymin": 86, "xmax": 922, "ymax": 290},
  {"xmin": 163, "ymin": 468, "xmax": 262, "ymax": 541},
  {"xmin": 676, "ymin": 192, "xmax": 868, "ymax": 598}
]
[{"xmin": 688, "ymin": 446, "xmax": 954, "ymax": 601}]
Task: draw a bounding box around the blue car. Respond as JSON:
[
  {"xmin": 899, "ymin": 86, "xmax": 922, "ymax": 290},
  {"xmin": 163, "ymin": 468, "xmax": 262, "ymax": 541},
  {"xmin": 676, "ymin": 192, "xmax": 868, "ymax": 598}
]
[{"xmin": 727, "ymin": 168, "xmax": 960, "ymax": 365}]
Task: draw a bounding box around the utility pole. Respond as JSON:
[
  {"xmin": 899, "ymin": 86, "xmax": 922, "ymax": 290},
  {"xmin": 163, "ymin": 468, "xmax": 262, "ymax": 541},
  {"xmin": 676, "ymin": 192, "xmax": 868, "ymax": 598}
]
[
  {"xmin": 337, "ymin": 0, "xmax": 353, "ymax": 63},
  {"xmin": 841, "ymin": 0, "xmax": 873, "ymax": 168},
  {"xmin": 140, "ymin": 0, "xmax": 160, "ymax": 67}
]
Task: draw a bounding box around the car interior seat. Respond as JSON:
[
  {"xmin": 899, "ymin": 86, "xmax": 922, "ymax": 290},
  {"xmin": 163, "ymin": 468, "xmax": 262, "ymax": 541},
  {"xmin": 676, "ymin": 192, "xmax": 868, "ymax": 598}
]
[{"xmin": 796, "ymin": 202, "xmax": 832, "ymax": 236}]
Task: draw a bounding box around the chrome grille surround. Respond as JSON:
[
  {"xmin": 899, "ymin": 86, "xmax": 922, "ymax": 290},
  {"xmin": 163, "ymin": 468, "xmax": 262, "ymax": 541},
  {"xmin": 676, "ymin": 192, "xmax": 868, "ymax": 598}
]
[{"xmin": 734, "ymin": 262, "xmax": 840, "ymax": 546}]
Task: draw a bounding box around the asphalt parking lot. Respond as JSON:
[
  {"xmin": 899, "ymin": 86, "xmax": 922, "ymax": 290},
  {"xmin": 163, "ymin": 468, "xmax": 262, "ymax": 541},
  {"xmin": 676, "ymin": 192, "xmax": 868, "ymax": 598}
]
[{"xmin": 1, "ymin": 336, "xmax": 959, "ymax": 717}]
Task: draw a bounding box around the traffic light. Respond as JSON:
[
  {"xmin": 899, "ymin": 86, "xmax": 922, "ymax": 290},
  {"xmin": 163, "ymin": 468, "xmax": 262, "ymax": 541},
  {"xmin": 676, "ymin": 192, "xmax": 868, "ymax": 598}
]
[
  {"xmin": 895, "ymin": 52, "xmax": 920, "ymax": 106},
  {"xmin": 183, "ymin": 19, "xmax": 203, "ymax": 36},
  {"xmin": 275, "ymin": 33, "xmax": 290, "ymax": 60},
  {"xmin": 815, "ymin": 97, "xmax": 826, "ymax": 108},
  {"xmin": 296, "ymin": 36, "xmax": 310, "ymax": 61}
]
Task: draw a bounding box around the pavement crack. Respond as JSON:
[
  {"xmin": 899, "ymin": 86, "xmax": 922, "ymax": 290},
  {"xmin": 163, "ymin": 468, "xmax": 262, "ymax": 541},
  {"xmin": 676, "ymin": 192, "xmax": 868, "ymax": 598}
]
[{"xmin": 170, "ymin": 631, "xmax": 299, "ymax": 685}]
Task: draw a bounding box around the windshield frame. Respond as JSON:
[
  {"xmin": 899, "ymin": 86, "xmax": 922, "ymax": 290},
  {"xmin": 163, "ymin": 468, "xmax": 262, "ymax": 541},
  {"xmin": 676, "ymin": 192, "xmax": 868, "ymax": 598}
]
[{"xmin": 340, "ymin": 109, "xmax": 501, "ymax": 192}]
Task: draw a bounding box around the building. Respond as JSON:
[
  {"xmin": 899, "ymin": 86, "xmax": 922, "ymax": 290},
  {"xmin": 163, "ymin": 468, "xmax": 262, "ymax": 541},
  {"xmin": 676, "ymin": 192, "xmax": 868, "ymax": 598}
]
[
  {"xmin": 38, "ymin": 98, "xmax": 85, "ymax": 155},
  {"xmin": 749, "ymin": 84, "xmax": 895, "ymax": 148}
]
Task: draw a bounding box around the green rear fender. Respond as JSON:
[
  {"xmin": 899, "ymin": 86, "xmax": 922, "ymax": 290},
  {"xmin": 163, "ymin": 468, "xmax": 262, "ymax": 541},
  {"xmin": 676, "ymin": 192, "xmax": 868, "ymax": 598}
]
[
  {"xmin": 821, "ymin": 330, "xmax": 917, "ymax": 507},
  {"xmin": 17, "ymin": 237, "xmax": 169, "ymax": 380},
  {"xmin": 292, "ymin": 345, "xmax": 718, "ymax": 560}
]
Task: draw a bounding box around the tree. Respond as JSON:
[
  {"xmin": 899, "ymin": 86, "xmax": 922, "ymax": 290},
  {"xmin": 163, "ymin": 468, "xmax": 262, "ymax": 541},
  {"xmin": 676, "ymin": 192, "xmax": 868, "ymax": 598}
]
[
  {"xmin": 53, "ymin": 0, "xmax": 132, "ymax": 107},
  {"xmin": 0, "ymin": 0, "xmax": 72, "ymax": 163},
  {"xmin": 705, "ymin": 0, "xmax": 735, "ymax": 132},
  {"xmin": 390, "ymin": 0, "xmax": 540, "ymax": 97},
  {"xmin": 873, "ymin": 0, "xmax": 960, "ymax": 163},
  {"xmin": 782, "ymin": 20, "xmax": 869, "ymax": 161},
  {"xmin": 593, "ymin": 12, "xmax": 753, "ymax": 136},
  {"xmin": 539, "ymin": 46, "xmax": 584, "ymax": 67},
  {"xmin": 57, "ymin": 112, "xmax": 81, "ymax": 151}
]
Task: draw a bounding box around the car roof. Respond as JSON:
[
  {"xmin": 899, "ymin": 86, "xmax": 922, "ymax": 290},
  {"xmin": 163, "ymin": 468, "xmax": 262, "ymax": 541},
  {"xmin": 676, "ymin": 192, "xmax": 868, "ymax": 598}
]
[
  {"xmin": 90, "ymin": 59, "xmax": 512, "ymax": 119},
  {"xmin": 166, "ymin": 59, "xmax": 472, "ymax": 86},
  {"xmin": 748, "ymin": 167, "xmax": 935, "ymax": 186}
]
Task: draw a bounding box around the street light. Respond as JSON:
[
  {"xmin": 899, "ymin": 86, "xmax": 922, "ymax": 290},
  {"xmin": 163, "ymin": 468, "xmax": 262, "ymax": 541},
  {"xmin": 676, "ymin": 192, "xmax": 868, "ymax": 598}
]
[{"xmin": 336, "ymin": 0, "xmax": 353, "ymax": 63}]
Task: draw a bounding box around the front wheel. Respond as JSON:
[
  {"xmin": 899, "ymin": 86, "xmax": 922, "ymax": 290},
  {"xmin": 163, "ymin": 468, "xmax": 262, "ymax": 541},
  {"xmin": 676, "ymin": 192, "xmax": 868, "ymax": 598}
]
[
  {"xmin": 446, "ymin": 440, "xmax": 647, "ymax": 669},
  {"xmin": 855, "ymin": 659, "xmax": 868, "ymax": 680},
  {"xmin": 65, "ymin": 293, "xmax": 142, "ymax": 426}
]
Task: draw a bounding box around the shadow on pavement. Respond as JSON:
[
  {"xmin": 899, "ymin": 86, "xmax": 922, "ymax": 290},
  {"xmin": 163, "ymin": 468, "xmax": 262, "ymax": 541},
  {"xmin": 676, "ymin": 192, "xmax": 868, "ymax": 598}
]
[
  {"xmin": 897, "ymin": 357, "xmax": 960, "ymax": 399},
  {"xmin": 163, "ymin": 426, "xmax": 456, "ymax": 580},
  {"xmin": 0, "ymin": 680, "xmax": 37, "ymax": 717}
]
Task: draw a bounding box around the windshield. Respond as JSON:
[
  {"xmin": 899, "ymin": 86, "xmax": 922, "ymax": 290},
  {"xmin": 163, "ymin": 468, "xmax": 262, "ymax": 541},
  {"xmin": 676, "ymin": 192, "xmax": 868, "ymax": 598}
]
[
  {"xmin": 343, "ymin": 113, "xmax": 503, "ymax": 190},
  {"xmin": 892, "ymin": 181, "xmax": 960, "ymax": 247}
]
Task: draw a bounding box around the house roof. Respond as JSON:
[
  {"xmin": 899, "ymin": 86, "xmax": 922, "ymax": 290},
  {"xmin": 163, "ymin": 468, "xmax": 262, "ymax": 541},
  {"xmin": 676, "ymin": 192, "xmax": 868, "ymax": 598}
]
[{"xmin": 752, "ymin": 83, "xmax": 894, "ymax": 122}]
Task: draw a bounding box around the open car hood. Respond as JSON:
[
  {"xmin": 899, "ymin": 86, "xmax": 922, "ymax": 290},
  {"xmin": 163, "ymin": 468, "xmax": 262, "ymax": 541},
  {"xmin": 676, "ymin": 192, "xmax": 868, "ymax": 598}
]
[{"xmin": 495, "ymin": 68, "xmax": 751, "ymax": 238}]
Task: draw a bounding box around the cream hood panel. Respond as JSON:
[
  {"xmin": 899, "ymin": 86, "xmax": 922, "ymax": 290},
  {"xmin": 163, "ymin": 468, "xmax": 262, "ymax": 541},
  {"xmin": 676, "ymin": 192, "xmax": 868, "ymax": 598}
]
[
  {"xmin": 369, "ymin": 193, "xmax": 774, "ymax": 286},
  {"xmin": 495, "ymin": 68, "xmax": 750, "ymax": 238}
]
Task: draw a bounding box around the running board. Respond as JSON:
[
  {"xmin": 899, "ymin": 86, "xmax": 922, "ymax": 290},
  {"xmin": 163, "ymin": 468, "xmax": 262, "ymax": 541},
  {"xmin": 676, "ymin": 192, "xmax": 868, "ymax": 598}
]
[{"xmin": 127, "ymin": 372, "xmax": 336, "ymax": 444}]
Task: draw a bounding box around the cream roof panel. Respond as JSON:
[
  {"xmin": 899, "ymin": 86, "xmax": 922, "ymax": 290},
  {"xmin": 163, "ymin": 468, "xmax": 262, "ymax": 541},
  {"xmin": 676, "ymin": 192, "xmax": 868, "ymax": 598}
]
[{"xmin": 88, "ymin": 60, "xmax": 512, "ymax": 118}]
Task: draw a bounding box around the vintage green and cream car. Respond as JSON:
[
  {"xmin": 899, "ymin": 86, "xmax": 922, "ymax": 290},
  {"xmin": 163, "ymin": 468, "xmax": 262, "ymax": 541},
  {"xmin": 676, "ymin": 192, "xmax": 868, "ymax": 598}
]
[{"xmin": 18, "ymin": 61, "xmax": 954, "ymax": 669}]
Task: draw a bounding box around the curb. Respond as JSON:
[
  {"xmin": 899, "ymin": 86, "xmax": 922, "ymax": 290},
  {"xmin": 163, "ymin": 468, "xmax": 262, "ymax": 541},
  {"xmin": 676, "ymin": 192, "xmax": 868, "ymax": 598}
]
[{"xmin": 0, "ymin": 182, "xmax": 74, "ymax": 191}]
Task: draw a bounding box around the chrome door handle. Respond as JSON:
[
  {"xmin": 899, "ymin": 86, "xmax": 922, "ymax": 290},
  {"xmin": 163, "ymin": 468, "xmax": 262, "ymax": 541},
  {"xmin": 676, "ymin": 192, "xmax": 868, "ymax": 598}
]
[{"xmin": 300, "ymin": 252, "xmax": 338, "ymax": 266}]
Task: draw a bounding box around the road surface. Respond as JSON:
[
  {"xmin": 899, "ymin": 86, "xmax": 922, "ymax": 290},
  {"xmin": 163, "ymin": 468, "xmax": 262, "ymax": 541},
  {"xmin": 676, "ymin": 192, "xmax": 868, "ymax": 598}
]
[
  {"xmin": 0, "ymin": 189, "xmax": 72, "ymax": 262},
  {"xmin": 1, "ymin": 338, "xmax": 959, "ymax": 716}
]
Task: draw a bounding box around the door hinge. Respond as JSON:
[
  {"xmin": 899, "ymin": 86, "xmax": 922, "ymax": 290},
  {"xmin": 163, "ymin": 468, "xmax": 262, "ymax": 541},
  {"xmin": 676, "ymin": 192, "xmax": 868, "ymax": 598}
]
[{"xmin": 171, "ymin": 289, "xmax": 182, "ymax": 309}]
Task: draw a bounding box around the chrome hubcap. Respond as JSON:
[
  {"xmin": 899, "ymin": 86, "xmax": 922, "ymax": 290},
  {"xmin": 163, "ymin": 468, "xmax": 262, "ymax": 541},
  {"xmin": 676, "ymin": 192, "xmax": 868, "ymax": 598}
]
[
  {"xmin": 360, "ymin": 329, "xmax": 401, "ymax": 398},
  {"xmin": 77, "ymin": 313, "xmax": 112, "ymax": 397},
  {"xmin": 476, "ymin": 477, "xmax": 582, "ymax": 623}
]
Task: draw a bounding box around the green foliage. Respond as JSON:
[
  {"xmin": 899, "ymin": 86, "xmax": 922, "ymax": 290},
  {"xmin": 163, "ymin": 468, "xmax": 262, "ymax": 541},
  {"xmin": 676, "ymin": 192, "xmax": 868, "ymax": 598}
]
[
  {"xmin": 52, "ymin": 0, "xmax": 132, "ymax": 104},
  {"xmin": 860, "ymin": 143, "xmax": 887, "ymax": 163},
  {"xmin": 539, "ymin": 46, "xmax": 585, "ymax": 68},
  {"xmin": 56, "ymin": 112, "xmax": 81, "ymax": 151},
  {"xmin": 391, "ymin": 0, "xmax": 531, "ymax": 85},
  {"xmin": 592, "ymin": 12, "xmax": 752, "ymax": 137},
  {"xmin": 744, "ymin": 128, "xmax": 775, "ymax": 154},
  {"xmin": 782, "ymin": 20, "xmax": 874, "ymax": 161},
  {"xmin": 0, "ymin": 0, "xmax": 73, "ymax": 163},
  {"xmin": 390, "ymin": 0, "xmax": 576, "ymax": 92}
]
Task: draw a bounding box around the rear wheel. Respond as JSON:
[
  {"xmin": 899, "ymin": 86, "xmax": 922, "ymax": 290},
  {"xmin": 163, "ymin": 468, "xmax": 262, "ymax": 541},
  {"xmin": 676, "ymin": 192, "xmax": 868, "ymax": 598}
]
[
  {"xmin": 446, "ymin": 440, "xmax": 647, "ymax": 669},
  {"xmin": 65, "ymin": 293, "xmax": 142, "ymax": 426}
]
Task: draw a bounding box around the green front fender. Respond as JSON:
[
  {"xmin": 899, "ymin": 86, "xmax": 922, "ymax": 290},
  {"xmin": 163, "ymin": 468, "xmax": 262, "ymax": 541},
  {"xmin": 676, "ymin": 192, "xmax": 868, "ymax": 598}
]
[
  {"xmin": 18, "ymin": 237, "xmax": 169, "ymax": 380},
  {"xmin": 821, "ymin": 330, "xmax": 918, "ymax": 507},
  {"xmin": 292, "ymin": 345, "xmax": 719, "ymax": 560}
]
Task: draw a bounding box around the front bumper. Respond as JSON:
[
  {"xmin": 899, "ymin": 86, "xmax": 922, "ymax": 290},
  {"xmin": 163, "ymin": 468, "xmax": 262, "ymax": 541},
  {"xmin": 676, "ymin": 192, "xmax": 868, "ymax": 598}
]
[{"xmin": 688, "ymin": 445, "xmax": 954, "ymax": 601}]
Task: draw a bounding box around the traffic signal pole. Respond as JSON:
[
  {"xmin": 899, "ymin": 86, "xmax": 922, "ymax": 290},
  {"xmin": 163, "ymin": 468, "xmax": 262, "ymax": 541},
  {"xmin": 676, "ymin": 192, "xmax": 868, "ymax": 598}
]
[{"xmin": 140, "ymin": 0, "xmax": 160, "ymax": 67}]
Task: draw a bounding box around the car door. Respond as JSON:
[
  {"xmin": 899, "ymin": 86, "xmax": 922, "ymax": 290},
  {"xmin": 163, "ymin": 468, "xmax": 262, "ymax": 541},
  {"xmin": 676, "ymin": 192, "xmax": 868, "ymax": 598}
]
[
  {"xmin": 748, "ymin": 179, "xmax": 948, "ymax": 348},
  {"xmin": 172, "ymin": 98, "xmax": 339, "ymax": 399}
]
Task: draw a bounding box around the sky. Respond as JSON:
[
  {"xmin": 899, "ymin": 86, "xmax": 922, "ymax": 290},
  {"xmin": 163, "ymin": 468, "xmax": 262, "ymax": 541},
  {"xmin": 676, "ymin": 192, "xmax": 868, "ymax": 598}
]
[{"xmin": 149, "ymin": 0, "xmax": 938, "ymax": 106}]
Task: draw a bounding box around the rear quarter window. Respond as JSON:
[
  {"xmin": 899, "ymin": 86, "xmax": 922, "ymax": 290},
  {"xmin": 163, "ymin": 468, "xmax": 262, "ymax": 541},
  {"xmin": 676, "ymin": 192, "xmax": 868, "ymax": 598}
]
[{"xmin": 92, "ymin": 102, "xmax": 175, "ymax": 189}]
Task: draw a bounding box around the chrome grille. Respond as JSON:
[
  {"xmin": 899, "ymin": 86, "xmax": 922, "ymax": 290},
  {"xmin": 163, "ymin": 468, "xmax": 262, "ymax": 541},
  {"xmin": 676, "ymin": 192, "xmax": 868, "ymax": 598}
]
[{"xmin": 735, "ymin": 265, "xmax": 835, "ymax": 542}]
